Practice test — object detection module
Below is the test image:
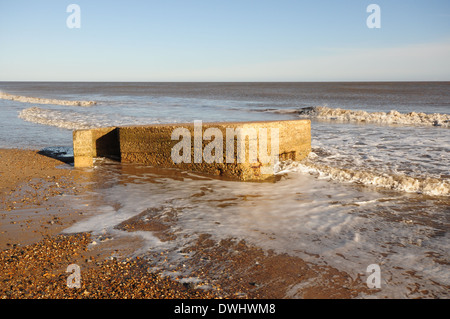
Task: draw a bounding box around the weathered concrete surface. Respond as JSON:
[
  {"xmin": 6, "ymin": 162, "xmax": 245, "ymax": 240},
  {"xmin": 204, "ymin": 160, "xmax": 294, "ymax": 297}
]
[
  {"xmin": 73, "ymin": 120, "xmax": 311, "ymax": 181},
  {"xmin": 73, "ymin": 127, "xmax": 119, "ymax": 168}
]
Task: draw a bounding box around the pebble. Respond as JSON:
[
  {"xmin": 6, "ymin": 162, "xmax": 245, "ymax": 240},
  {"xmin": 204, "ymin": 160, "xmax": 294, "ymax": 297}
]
[{"xmin": 0, "ymin": 233, "xmax": 221, "ymax": 299}]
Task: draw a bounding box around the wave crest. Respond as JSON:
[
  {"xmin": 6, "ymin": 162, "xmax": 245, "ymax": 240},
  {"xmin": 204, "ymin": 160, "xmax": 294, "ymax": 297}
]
[
  {"xmin": 1, "ymin": 92, "xmax": 96, "ymax": 107},
  {"xmin": 297, "ymin": 106, "xmax": 450, "ymax": 127},
  {"xmin": 18, "ymin": 107, "xmax": 101, "ymax": 130},
  {"xmin": 18, "ymin": 107, "xmax": 163, "ymax": 130},
  {"xmin": 279, "ymin": 159, "xmax": 449, "ymax": 197}
]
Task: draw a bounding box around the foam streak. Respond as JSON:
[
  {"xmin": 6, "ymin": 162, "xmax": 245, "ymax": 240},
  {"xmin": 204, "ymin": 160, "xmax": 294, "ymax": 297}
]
[
  {"xmin": 1, "ymin": 92, "xmax": 96, "ymax": 107},
  {"xmin": 297, "ymin": 106, "xmax": 450, "ymax": 127},
  {"xmin": 295, "ymin": 160, "xmax": 450, "ymax": 196},
  {"xmin": 18, "ymin": 107, "xmax": 97, "ymax": 130}
]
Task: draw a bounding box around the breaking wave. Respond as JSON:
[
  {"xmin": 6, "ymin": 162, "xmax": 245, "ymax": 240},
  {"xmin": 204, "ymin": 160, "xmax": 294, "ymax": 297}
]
[
  {"xmin": 296, "ymin": 106, "xmax": 450, "ymax": 127},
  {"xmin": 1, "ymin": 92, "xmax": 96, "ymax": 107},
  {"xmin": 259, "ymin": 106, "xmax": 450, "ymax": 127},
  {"xmin": 283, "ymin": 158, "xmax": 450, "ymax": 197},
  {"xmin": 18, "ymin": 107, "xmax": 162, "ymax": 130},
  {"xmin": 18, "ymin": 107, "xmax": 98, "ymax": 129}
]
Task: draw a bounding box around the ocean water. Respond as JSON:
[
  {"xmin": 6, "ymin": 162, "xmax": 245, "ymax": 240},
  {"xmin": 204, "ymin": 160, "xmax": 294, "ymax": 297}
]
[{"xmin": 1, "ymin": 82, "xmax": 449, "ymax": 298}]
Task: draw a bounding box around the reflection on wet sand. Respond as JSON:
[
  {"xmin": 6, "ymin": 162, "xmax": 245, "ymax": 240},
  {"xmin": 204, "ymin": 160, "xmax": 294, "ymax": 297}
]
[{"xmin": 67, "ymin": 159, "xmax": 449, "ymax": 298}]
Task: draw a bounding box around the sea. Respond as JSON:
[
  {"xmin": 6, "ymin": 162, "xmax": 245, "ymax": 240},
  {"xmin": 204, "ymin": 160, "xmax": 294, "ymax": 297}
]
[{"xmin": 0, "ymin": 82, "xmax": 449, "ymax": 298}]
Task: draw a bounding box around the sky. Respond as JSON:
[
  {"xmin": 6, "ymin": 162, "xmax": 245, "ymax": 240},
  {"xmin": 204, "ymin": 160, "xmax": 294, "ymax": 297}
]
[{"xmin": 0, "ymin": 0, "xmax": 449, "ymax": 81}]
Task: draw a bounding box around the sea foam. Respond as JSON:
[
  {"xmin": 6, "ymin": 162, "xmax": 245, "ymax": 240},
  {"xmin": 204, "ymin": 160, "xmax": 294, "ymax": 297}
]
[
  {"xmin": 18, "ymin": 107, "xmax": 96, "ymax": 129},
  {"xmin": 279, "ymin": 157, "xmax": 450, "ymax": 197},
  {"xmin": 18, "ymin": 106, "xmax": 163, "ymax": 130},
  {"xmin": 296, "ymin": 106, "xmax": 450, "ymax": 127},
  {"xmin": 1, "ymin": 92, "xmax": 96, "ymax": 107}
]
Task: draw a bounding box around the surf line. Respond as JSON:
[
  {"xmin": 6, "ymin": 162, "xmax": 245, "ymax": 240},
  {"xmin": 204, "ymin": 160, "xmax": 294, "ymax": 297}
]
[{"xmin": 0, "ymin": 92, "xmax": 96, "ymax": 107}]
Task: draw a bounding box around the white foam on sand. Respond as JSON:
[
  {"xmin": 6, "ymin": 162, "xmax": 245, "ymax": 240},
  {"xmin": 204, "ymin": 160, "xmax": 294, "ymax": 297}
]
[{"xmin": 63, "ymin": 166, "xmax": 450, "ymax": 298}]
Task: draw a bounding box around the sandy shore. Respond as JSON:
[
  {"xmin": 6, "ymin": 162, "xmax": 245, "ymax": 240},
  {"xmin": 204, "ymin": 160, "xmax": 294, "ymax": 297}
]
[
  {"xmin": 0, "ymin": 149, "xmax": 90, "ymax": 249},
  {"xmin": 0, "ymin": 149, "xmax": 220, "ymax": 298},
  {"xmin": 0, "ymin": 149, "xmax": 372, "ymax": 299}
]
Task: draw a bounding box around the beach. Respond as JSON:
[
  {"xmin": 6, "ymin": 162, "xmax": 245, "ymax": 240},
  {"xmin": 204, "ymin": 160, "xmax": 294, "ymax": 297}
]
[
  {"xmin": 1, "ymin": 0, "xmax": 449, "ymax": 305},
  {"xmin": 0, "ymin": 148, "xmax": 375, "ymax": 299},
  {"xmin": 0, "ymin": 149, "xmax": 222, "ymax": 298},
  {"xmin": 0, "ymin": 82, "xmax": 449, "ymax": 299}
]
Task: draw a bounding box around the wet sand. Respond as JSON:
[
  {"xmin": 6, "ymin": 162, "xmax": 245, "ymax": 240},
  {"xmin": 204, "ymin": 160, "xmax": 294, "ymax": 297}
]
[
  {"xmin": 0, "ymin": 149, "xmax": 90, "ymax": 249},
  {"xmin": 0, "ymin": 149, "xmax": 220, "ymax": 298},
  {"xmin": 0, "ymin": 149, "xmax": 373, "ymax": 299}
]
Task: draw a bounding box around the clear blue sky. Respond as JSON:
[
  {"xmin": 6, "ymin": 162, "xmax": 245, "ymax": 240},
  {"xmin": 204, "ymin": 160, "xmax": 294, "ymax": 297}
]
[{"xmin": 0, "ymin": 0, "xmax": 449, "ymax": 81}]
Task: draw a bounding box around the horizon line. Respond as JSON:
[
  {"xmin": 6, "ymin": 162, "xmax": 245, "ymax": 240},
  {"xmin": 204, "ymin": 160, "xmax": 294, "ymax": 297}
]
[{"xmin": 1, "ymin": 80, "xmax": 450, "ymax": 83}]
